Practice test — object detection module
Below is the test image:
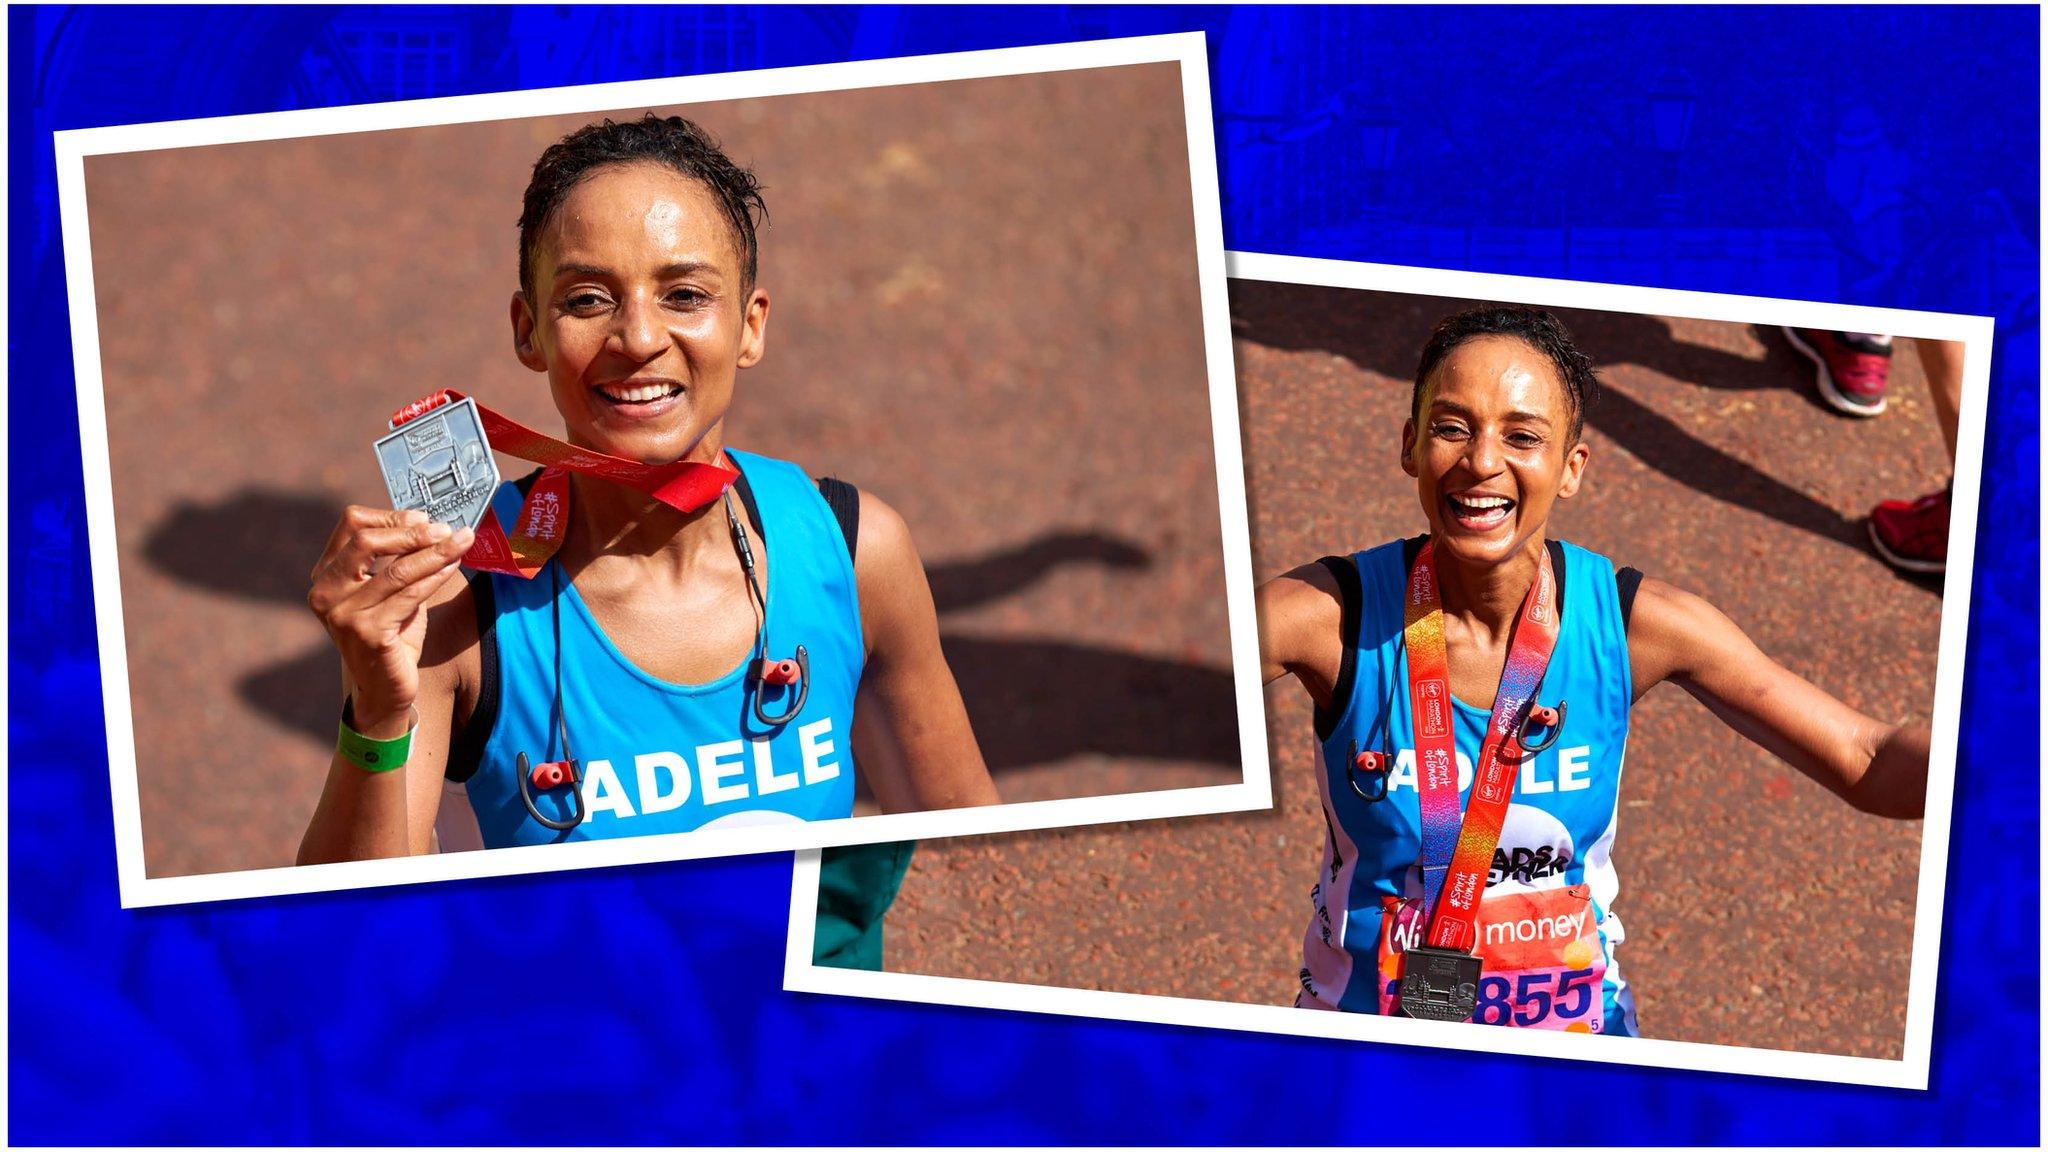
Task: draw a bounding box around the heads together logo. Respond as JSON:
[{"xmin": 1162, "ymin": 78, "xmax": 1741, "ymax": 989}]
[
  {"xmin": 1398, "ymin": 803, "xmax": 1581, "ymax": 895},
  {"xmin": 1487, "ymin": 804, "xmax": 1577, "ymax": 887}
]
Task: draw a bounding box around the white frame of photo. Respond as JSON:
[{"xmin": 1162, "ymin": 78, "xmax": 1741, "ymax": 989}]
[
  {"xmin": 55, "ymin": 33, "xmax": 1273, "ymax": 909},
  {"xmin": 782, "ymin": 249, "xmax": 1993, "ymax": 1091}
]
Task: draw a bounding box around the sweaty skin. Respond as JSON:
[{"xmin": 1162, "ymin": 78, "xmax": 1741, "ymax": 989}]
[
  {"xmin": 300, "ymin": 160, "xmax": 998, "ymax": 862},
  {"xmin": 1256, "ymin": 333, "xmax": 1928, "ymax": 819},
  {"xmin": 643, "ymin": 196, "xmax": 684, "ymax": 243}
]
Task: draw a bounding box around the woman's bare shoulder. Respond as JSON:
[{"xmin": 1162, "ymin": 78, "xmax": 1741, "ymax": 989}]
[{"xmin": 1257, "ymin": 559, "xmax": 1347, "ymax": 690}]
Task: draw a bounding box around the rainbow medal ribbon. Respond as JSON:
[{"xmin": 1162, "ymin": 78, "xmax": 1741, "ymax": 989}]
[
  {"xmin": 1396, "ymin": 538, "xmax": 1561, "ymax": 1023},
  {"xmin": 378, "ymin": 390, "xmax": 739, "ymax": 579},
  {"xmin": 372, "ymin": 396, "xmax": 500, "ymax": 530}
]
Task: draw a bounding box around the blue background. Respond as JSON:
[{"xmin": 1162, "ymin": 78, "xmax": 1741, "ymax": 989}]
[{"xmin": 11, "ymin": 5, "xmax": 2038, "ymax": 1144}]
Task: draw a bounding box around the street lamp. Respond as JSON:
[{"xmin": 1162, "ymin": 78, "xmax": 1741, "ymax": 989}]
[
  {"xmin": 1648, "ymin": 67, "xmax": 1698, "ymax": 155},
  {"xmin": 1647, "ymin": 67, "xmax": 1697, "ymax": 224},
  {"xmin": 1356, "ymin": 98, "xmax": 1400, "ymax": 225}
]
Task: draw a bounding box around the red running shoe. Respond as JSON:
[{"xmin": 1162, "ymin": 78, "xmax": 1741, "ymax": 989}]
[
  {"xmin": 1868, "ymin": 487, "xmax": 1949, "ymax": 574},
  {"xmin": 1784, "ymin": 328, "xmax": 1892, "ymax": 417}
]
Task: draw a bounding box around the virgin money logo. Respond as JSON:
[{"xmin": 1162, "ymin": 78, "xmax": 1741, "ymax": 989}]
[
  {"xmin": 1420, "ymin": 680, "xmax": 1449, "ymax": 737},
  {"xmin": 1528, "ymin": 571, "xmax": 1553, "ymax": 624},
  {"xmin": 1474, "ymin": 765, "xmax": 1509, "ymax": 805},
  {"xmin": 391, "ymin": 392, "xmax": 451, "ymax": 426}
]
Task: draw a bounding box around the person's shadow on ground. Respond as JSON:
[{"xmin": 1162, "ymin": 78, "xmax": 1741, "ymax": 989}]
[{"xmin": 145, "ymin": 490, "xmax": 1242, "ymax": 778}]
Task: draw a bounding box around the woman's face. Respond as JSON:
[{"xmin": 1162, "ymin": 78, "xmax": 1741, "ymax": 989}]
[
  {"xmin": 511, "ymin": 161, "xmax": 769, "ymax": 465},
  {"xmin": 1401, "ymin": 334, "xmax": 1590, "ymax": 568}
]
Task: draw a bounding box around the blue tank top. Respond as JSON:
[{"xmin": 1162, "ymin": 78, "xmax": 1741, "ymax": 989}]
[
  {"xmin": 1300, "ymin": 537, "xmax": 1639, "ymax": 1036},
  {"xmin": 462, "ymin": 450, "xmax": 863, "ymax": 846}
]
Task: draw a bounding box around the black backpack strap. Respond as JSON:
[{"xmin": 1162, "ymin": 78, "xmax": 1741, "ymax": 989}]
[
  {"xmin": 444, "ymin": 571, "xmax": 497, "ymax": 784},
  {"xmin": 1311, "ymin": 553, "xmax": 1363, "ymax": 743},
  {"xmin": 733, "ymin": 470, "xmax": 856, "ymax": 557},
  {"xmin": 1546, "ymin": 537, "xmax": 1569, "ymax": 619},
  {"xmin": 445, "ymin": 470, "xmax": 540, "ymax": 784},
  {"xmin": 816, "ymin": 476, "xmax": 859, "ymax": 559},
  {"xmin": 732, "ymin": 467, "xmax": 764, "ymax": 542},
  {"xmin": 1401, "ymin": 533, "xmax": 1428, "ymax": 572},
  {"xmin": 1616, "ymin": 566, "xmax": 1644, "ymax": 633},
  {"xmin": 805, "ymin": 476, "xmax": 906, "ymax": 965}
]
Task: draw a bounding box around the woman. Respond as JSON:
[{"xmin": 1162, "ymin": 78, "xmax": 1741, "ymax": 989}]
[
  {"xmin": 300, "ymin": 114, "xmax": 999, "ymax": 859},
  {"xmin": 1256, "ymin": 306, "xmax": 1928, "ymax": 1034}
]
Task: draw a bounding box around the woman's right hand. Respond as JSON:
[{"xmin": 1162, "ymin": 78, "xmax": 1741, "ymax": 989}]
[{"xmin": 307, "ymin": 506, "xmax": 475, "ymax": 736}]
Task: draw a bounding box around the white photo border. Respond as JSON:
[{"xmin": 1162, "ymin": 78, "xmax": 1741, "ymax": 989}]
[
  {"xmin": 783, "ymin": 250, "xmax": 1993, "ymax": 1092},
  {"xmin": 56, "ymin": 33, "xmax": 1274, "ymax": 909}
]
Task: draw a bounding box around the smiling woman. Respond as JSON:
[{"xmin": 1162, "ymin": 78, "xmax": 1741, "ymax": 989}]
[
  {"xmin": 298, "ymin": 114, "xmax": 1000, "ymax": 861},
  {"xmin": 1255, "ymin": 306, "xmax": 1931, "ymax": 1034}
]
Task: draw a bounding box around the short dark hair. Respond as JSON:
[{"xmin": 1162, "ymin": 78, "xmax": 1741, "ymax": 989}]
[
  {"xmin": 1411, "ymin": 306, "xmax": 1597, "ymax": 443},
  {"xmin": 518, "ymin": 112, "xmax": 767, "ymax": 297}
]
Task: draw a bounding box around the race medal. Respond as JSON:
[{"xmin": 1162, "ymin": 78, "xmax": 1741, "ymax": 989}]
[
  {"xmin": 1398, "ymin": 945, "xmax": 1483, "ymax": 1023},
  {"xmin": 373, "ymin": 396, "xmax": 500, "ymax": 530},
  {"xmin": 1390, "ymin": 540, "xmax": 1562, "ymax": 1026}
]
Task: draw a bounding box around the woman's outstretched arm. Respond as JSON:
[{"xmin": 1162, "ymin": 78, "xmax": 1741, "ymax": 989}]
[
  {"xmin": 1255, "ymin": 562, "xmax": 1346, "ymax": 709},
  {"xmin": 1627, "ymin": 577, "xmax": 1929, "ymax": 819}
]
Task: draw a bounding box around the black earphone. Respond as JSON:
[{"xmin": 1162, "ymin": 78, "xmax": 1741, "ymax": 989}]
[
  {"xmin": 517, "ymin": 485, "xmax": 810, "ymax": 831},
  {"xmin": 1343, "ymin": 658, "xmax": 1567, "ymax": 806},
  {"xmin": 723, "ymin": 488, "xmax": 809, "ymax": 728},
  {"xmin": 515, "ymin": 560, "xmax": 586, "ymax": 832}
]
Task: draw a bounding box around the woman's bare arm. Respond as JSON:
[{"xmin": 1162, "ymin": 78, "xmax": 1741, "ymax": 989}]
[
  {"xmin": 845, "ymin": 491, "xmax": 999, "ymax": 813},
  {"xmin": 298, "ymin": 518, "xmax": 478, "ymax": 862},
  {"xmin": 1255, "ymin": 562, "xmax": 1347, "ymax": 711},
  {"xmin": 1627, "ymin": 577, "xmax": 1928, "ymax": 819}
]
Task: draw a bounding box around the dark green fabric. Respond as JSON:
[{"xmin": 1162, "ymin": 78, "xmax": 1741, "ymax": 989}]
[
  {"xmin": 812, "ymin": 840, "xmax": 915, "ymax": 970},
  {"xmin": 804, "ymin": 482, "xmax": 912, "ymax": 972}
]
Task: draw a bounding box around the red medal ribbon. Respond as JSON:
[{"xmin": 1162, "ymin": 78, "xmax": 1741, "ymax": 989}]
[
  {"xmin": 389, "ymin": 389, "xmax": 738, "ymax": 579},
  {"xmin": 1403, "ymin": 538, "xmax": 1561, "ymax": 954}
]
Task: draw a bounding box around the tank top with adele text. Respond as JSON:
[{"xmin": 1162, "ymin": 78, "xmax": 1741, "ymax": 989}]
[
  {"xmin": 455, "ymin": 450, "xmax": 864, "ymax": 847},
  {"xmin": 1300, "ymin": 537, "xmax": 1638, "ymax": 1036}
]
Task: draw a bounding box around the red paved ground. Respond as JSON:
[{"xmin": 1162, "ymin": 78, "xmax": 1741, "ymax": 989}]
[
  {"xmin": 83, "ymin": 62, "xmax": 1242, "ymax": 878},
  {"xmin": 82, "ymin": 59, "xmax": 1953, "ymax": 1060},
  {"xmin": 886, "ymin": 282, "xmax": 1951, "ymax": 1059}
]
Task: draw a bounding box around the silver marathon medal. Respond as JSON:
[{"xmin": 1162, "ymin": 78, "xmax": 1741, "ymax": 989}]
[
  {"xmin": 1398, "ymin": 944, "xmax": 1483, "ymax": 1023},
  {"xmin": 373, "ymin": 396, "xmax": 499, "ymax": 530}
]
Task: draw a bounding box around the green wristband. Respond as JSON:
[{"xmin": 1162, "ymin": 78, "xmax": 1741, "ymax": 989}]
[{"xmin": 338, "ymin": 698, "xmax": 415, "ymax": 773}]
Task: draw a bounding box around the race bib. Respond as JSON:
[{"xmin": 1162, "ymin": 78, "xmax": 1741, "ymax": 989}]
[{"xmin": 1378, "ymin": 883, "xmax": 1608, "ymax": 1032}]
